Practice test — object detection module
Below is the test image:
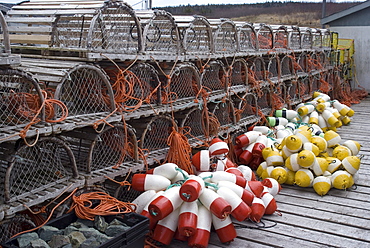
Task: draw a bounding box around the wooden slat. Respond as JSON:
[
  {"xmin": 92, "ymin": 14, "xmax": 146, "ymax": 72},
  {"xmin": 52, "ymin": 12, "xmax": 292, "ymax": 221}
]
[
  {"xmin": 7, "ymin": 9, "xmax": 97, "ymax": 16},
  {"xmin": 5, "ymin": 16, "xmax": 56, "ymax": 24},
  {"xmin": 9, "ymin": 34, "xmax": 51, "ymax": 44}
]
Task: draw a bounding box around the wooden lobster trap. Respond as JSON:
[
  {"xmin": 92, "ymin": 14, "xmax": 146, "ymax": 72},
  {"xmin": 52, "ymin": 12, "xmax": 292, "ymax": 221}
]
[
  {"xmin": 0, "ymin": 137, "xmax": 82, "ymax": 216},
  {"xmin": 174, "ymin": 15, "xmax": 213, "ymax": 60},
  {"xmin": 266, "ymin": 55, "xmax": 281, "ymax": 84},
  {"xmin": 0, "ymin": 11, "xmax": 20, "ymax": 66},
  {"xmin": 236, "ymin": 22, "xmax": 258, "ymax": 53},
  {"xmin": 233, "ymin": 92, "xmax": 259, "ymax": 127},
  {"xmin": 254, "ymin": 23, "xmax": 273, "ymax": 51},
  {"xmin": 271, "ymin": 25, "xmax": 288, "ymax": 50},
  {"xmin": 288, "ymin": 26, "xmax": 301, "ymax": 50},
  {"xmin": 198, "ymin": 60, "xmax": 227, "ymax": 101},
  {"xmin": 280, "ymin": 55, "xmax": 295, "ymax": 81},
  {"xmin": 227, "ymin": 58, "xmax": 249, "ymax": 94},
  {"xmin": 16, "ymin": 58, "xmax": 117, "ymax": 133},
  {"xmin": 60, "ymin": 124, "xmax": 140, "ymax": 186},
  {"xmin": 300, "ymin": 27, "xmax": 313, "ymax": 50},
  {"xmin": 0, "ymin": 68, "xmax": 50, "ymax": 143},
  {"xmin": 5, "ymin": 0, "xmax": 143, "ymax": 61},
  {"xmin": 138, "ymin": 10, "xmax": 182, "ymax": 59},
  {"xmin": 209, "ymin": 19, "xmax": 238, "ymax": 55},
  {"xmin": 158, "ymin": 62, "xmax": 200, "ymax": 110},
  {"xmin": 130, "ymin": 115, "xmax": 178, "ymax": 165}
]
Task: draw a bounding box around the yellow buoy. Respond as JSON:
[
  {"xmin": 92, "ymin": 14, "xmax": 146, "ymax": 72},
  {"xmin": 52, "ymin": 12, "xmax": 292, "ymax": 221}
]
[
  {"xmin": 297, "ymin": 150, "xmax": 316, "ymax": 168},
  {"xmin": 285, "ymin": 135, "xmax": 303, "ymax": 153},
  {"xmin": 281, "ymin": 145, "xmax": 293, "ymax": 160},
  {"xmin": 261, "ymin": 166, "xmax": 275, "ymax": 180},
  {"xmin": 256, "ymin": 161, "xmax": 268, "ymax": 177},
  {"xmin": 331, "ymin": 170, "xmax": 352, "ymax": 190},
  {"xmin": 326, "ymin": 157, "xmax": 342, "ymax": 173},
  {"xmin": 342, "ymin": 156, "xmax": 361, "ymax": 175},
  {"xmin": 312, "ymin": 157, "xmax": 329, "ymax": 176},
  {"xmin": 295, "ymin": 168, "xmax": 314, "ymax": 187},
  {"xmin": 313, "ymin": 176, "xmax": 332, "ymax": 196},
  {"xmin": 309, "ymin": 111, "xmax": 319, "ymax": 125},
  {"xmin": 324, "ymin": 130, "xmax": 341, "ymax": 148},
  {"xmin": 322, "ymin": 109, "xmax": 340, "ymax": 127},
  {"xmin": 303, "ymin": 142, "xmax": 320, "ymax": 156},
  {"xmin": 332, "ymin": 100, "xmax": 350, "ymax": 116},
  {"xmin": 270, "ymin": 166, "xmax": 288, "ymax": 184},
  {"xmin": 285, "ymin": 153, "xmax": 301, "ymax": 171},
  {"xmin": 262, "ymin": 147, "xmax": 274, "ymax": 160},
  {"xmin": 332, "ymin": 145, "xmax": 351, "ymax": 161},
  {"xmin": 284, "ymin": 168, "xmax": 296, "ymax": 185},
  {"xmin": 311, "ymin": 136, "xmax": 328, "ymax": 153},
  {"xmin": 265, "ymin": 150, "xmax": 284, "ymax": 166},
  {"xmin": 294, "ymin": 129, "xmax": 312, "ymax": 144},
  {"xmin": 315, "ymin": 102, "xmax": 330, "ymax": 113},
  {"xmin": 318, "ymin": 115, "xmax": 328, "ymax": 132},
  {"xmin": 297, "ymin": 104, "xmax": 315, "ymax": 116},
  {"xmin": 340, "ymin": 116, "xmax": 351, "ymax": 125},
  {"xmin": 343, "ymin": 140, "xmax": 361, "ymax": 156}
]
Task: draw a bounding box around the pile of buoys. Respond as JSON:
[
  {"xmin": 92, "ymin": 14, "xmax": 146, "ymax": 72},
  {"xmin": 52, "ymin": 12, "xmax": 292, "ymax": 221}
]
[
  {"xmin": 130, "ymin": 157, "xmax": 282, "ymax": 247},
  {"xmin": 245, "ymin": 92, "xmax": 362, "ymax": 196}
]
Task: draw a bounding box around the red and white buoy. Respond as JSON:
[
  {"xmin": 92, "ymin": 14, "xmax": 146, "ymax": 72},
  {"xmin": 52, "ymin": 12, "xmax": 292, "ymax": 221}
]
[
  {"xmin": 261, "ymin": 178, "xmax": 282, "ymax": 196},
  {"xmin": 245, "ymin": 180, "xmax": 264, "ymax": 198},
  {"xmin": 131, "ymin": 174, "xmax": 171, "ymax": 192},
  {"xmin": 216, "ymin": 181, "xmax": 255, "ymax": 206},
  {"xmin": 261, "ymin": 192, "xmax": 277, "ymax": 215},
  {"xmin": 209, "ymin": 138, "xmax": 229, "ymax": 156},
  {"xmin": 152, "ymin": 207, "xmax": 180, "ymax": 245},
  {"xmin": 188, "ymin": 204, "xmax": 212, "ymax": 248},
  {"xmin": 214, "ymin": 157, "xmax": 236, "ymax": 171},
  {"xmin": 249, "ymin": 197, "xmax": 266, "ymax": 223},
  {"xmin": 149, "ymin": 186, "xmax": 183, "ymax": 220},
  {"xmin": 211, "ymin": 171, "xmax": 247, "ymax": 188},
  {"xmin": 192, "ymin": 150, "xmax": 211, "ymax": 172},
  {"xmin": 235, "ymin": 131, "xmax": 262, "ymax": 147},
  {"xmin": 212, "ymin": 214, "xmax": 237, "ymax": 244},
  {"xmin": 237, "ymin": 165, "xmax": 256, "ymax": 181},
  {"xmin": 146, "ymin": 162, "xmax": 179, "ymax": 180},
  {"xmin": 198, "ymin": 188, "xmax": 231, "ymax": 219},
  {"xmin": 252, "ymin": 135, "xmax": 268, "ymax": 157},
  {"xmin": 140, "ymin": 191, "xmax": 164, "ymax": 230},
  {"xmin": 179, "ymin": 175, "xmax": 205, "ymax": 202},
  {"xmin": 131, "ymin": 189, "xmax": 156, "ymax": 214},
  {"xmin": 217, "ymin": 187, "xmax": 251, "ymax": 221},
  {"xmin": 225, "ymin": 167, "xmax": 244, "ymax": 177},
  {"xmin": 178, "ymin": 201, "xmax": 198, "ymax": 237}
]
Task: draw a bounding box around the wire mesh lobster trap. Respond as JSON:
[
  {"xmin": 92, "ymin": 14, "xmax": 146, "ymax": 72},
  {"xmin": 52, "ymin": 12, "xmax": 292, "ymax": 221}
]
[
  {"xmin": 321, "ymin": 29, "xmax": 331, "ymax": 50},
  {"xmin": 158, "ymin": 62, "xmax": 200, "ymax": 107},
  {"xmin": 272, "ymin": 25, "xmax": 288, "ymax": 50},
  {"xmin": 176, "ymin": 107, "xmax": 209, "ymax": 145},
  {"xmin": 228, "ymin": 58, "xmax": 248, "ymax": 94},
  {"xmin": 0, "ymin": 68, "xmax": 46, "ymax": 143},
  {"xmin": 0, "ymin": 137, "xmax": 79, "ymax": 207},
  {"xmin": 209, "ymin": 19, "xmax": 238, "ymax": 55},
  {"xmin": 60, "ymin": 124, "xmax": 139, "ymax": 185},
  {"xmin": 254, "ymin": 23, "xmax": 273, "ymax": 51},
  {"xmin": 256, "ymin": 86, "xmax": 272, "ymax": 116},
  {"xmin": 0, "ymin": 214, "xmax": 37, "ymax": 244},
  {"xmin": 248, "ymin": 57, "xmax": 267, "ymax": 88},
  {"xmin": 316, "ymin": 51, "xmax": 329, "ymax": 70},
  {"xmin": 236, "ymin": 22, "xmax": 258, "ymax": 53},
  {"xmin": 6, "ymin": 0, "xmax": 143, "ymax": 60},
  {"xmin": 174, "ymin": 15, "xmax": 213, "ymax": 59},
  {"xmin": 288, "ymin": 26, "xmax": 301, "ymax": 50},
  {"xmin": 16, "ymin": 58, "xmax": 116, "ymax": 129},
  {"xmin": 312, "ymin": 29, "xmax": 322, "ymax": 50},
  {"xmin": 209, "ymin": 97, "xmax": 236, "ymax": 134},
  {"xmin": 198, "ymin": 60, "xmax": 227, "ymax": 99},
  {"xmin": 280, "ymin": 55, "xmax": 295, "ymax": 80},
  {"xmin": 296, "ymin": 52, "xmax": 309, "ymax": 76},
  {"xmin": 298, "ymin": 77, "xmax": 312, "ymax": 101},
  {"xmin": 266, "ymin": 55, "xmax": 281, "ymax": 83},
  {"xmin": 300, "ymin": 27, "xmax": 313, "ymax": 50},
  {"xmin": 311, "ymin": 74, "xmax": 321, "ymax": 93},
  {"xmin": 0, "ymin": 11, "xmax": 20, "ymax": 66},
  {"xmin": 138, "ymin": 9, "xmax": 181, "ymax": 58},
  {"xmin": 233, "ymin": 92, "xmax": 259, "ymax": 127},
  {"xmin": 284, "ymin": 80, "xmax": 301, "ymax": 108}
]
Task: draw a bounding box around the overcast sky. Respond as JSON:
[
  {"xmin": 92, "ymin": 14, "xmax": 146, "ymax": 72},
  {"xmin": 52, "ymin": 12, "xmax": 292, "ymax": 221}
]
[{"xmin": 0, "ymin": 0, "xmax": 365, "ymax": 8}]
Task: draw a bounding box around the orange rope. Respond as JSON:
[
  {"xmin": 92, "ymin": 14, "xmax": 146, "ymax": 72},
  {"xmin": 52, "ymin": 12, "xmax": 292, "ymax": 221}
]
[{"xmin": 68, "ymin": 191, "xmax": 135, "ymax": 221}]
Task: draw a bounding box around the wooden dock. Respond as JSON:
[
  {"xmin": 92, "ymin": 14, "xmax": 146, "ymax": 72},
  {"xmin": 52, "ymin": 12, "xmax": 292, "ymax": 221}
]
[{"xmin": 171, "ymin": 96, "xmax": 370, "ymax": 248}]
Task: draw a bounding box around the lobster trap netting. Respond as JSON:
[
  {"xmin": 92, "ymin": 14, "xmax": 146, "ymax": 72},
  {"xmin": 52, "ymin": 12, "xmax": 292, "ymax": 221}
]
[
  {"xmin": 256, "ymin": 87, "xmax": 272, "ymax": 115},
  {"xmin": 308, "ymin": 52, "xmax": 320, "ymax": 72},
  {"xmin": 141, "ymin": 10, "xmax": 180, "ymax": 55},
  {"xmin": 311, "ymin": 74, "xmax": 321, "ymax": 93},
  {"xmin": 281, "ymin": 55, "xmax": 294, "ymax": 79},
  {"xmin": 297, "ymin": 53, "xmax": 309, "ymax": 74},
  {"xmin": 137, "ymin": 115, "xmax": 178, "ymax": 152},
  {"xmin": 317, "ymin": 51, "xmax": 329, "ymax": 69},
  {"xmin": 0, "ymin": 215, "xmax": 36, "ymax": 244},
  {"xmin": 62, "ymin": 125, "xmax": 137, "ymax": 174},
  {"xmin": 161, "ymin": 63, "xmax": 200, "ymax": 103},
  {"xmin": 54, "ymin": 65, "xmax": 114, "ymax": 118},
  {"xmin": 233, "ymin": 92, "xmax": 258, "ymax": 125},
  {"xmin": 181, "ymin": 16, "xmax": 213, "ymax": 55},
  {"xmin": 0, "ymin": 68, "xmax": 44, "ymax": 129},
  {"xmin": 321, "ymin": 30, "xmax": 331, "ymax": 49},
  {"xmin": 298, "ymin": 77, "xmax": 312, "ymax": 100},
  {"xmin": 178, "ymin": 107, "xmax": 207, "ymax": 142},
  {"xmin": 212, "ymin": 20, "xmax": 238, "ymax": 54},
  {"xmin": 301, "ymin": 29, "xmax": 313, "ymax": 49},
  {"xmin": 238, "ymin": 23, "xmax": 257, "ymax": 52},
  {"xmin": 256, "ymin": 24, "xmax": 273, "ymax": 50},
  {"xmin": 285, "ymin": 80, "xmax": 301, "ymax": 107},
  {"xmin": 267, "ymin": 56, "xmax": 280, "ymax": 82},
  {"xmin": 210, "ymin": 98, "xmax": 236, "ymax": 129},
  {"xmin": 288, "ymin": 27, "xmax": 301, "ymax": 50},
  {"xmin": 273, "ymin": 26, "xmax": 288, "ymax": 49},
  {"xmin": 249, "ymin": 57, "xmax": 266, "ymax": 84},
  {"xmin": 0, "ymin": 137, "xmax": 78, "ymax": 203},
  {"xmin": 229, "ymin": 58, "xmax": 248, "ymax": 90},
  {"xmin": 312, "ymin": 29, "xmax": 322, "ymax": 50},
  {"xmin": 88, "ymin": 2, "xmax": 142, "ymax": 54},
  {"xmin": 199, "ymin": 60, "xmax": 227, "ymax": 94}
]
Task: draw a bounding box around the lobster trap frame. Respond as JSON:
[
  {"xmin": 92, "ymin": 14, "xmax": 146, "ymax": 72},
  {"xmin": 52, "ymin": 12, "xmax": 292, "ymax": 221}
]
[
  {"xmin": 288, "ymin": 26, "xmax": 301, "ymax": 50},
  {"xmin": 198, "ymin": 60, "xmax": 227, "ymax": 101},
  {"xmin": 272, "ymin": 25, "xmax": 288, "ymax": 50},
  {"xmin": 209, "ymin": 19, "xmax": 239, "ymax": 55},
  {"xmin": 300, "ymin": 27, "xmax": 313, "ymax": 50},
  {"xmin": 233, "ymin": 92, "xmax": 259, "ymax": 127},
  {"xmin": 256, "ymin": 86, "xmax": 273, "ymax": 116},
  {"xmin": 248, "ymin": 56, "xmax": 267, "ymax": 88},
  {"xmin": 266, "ymin": 55, "xmax": 281, "ymax": 83},
  {"xmin": 177, "ymin": 107, "xmax": 209, "ymax": 146},
  {"xmin": 227, "ymin": 58, "xmax": 249, "ymax": 94},
  {"xmin": 280, "ymin": 55, "xmax": 295, "ymax": 80},
  {"xmin": 255, "ymin": 23, "xmax": 273, "ymax": 51},
  {"xmin": 236, "ymin": 22, "xmax": 258, "ymax": 53},
  {"xmin": 209, "ymin": 97, "xmax": 236, "ymax": 135},
  {"xmin": 284, "ymin": 80, "xmax": 301, "ymax": 108}
]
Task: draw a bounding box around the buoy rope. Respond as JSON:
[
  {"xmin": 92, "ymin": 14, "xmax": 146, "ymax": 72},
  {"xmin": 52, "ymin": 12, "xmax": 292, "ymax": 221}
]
[
  {"xmin": 234, "ymin": 219, "xmax": 278, "ymax": 229},
  {"xmin": 175, "ymin": 167, "xmax": 189, "ymax": 181}
]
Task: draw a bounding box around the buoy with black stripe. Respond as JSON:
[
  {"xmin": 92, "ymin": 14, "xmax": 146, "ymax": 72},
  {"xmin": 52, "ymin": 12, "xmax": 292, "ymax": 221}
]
[
  {"xmin": 147, "ymin": 162, "xmax": 179, "ymax": 180},
  {"xmin": 274, "ymin": 109, "xmax": 298, "ymax": 120},
  {"xmin": 249, "ymin": 197, "xmax": 266, "ymax": 222},
  {"xmin": 152, "ymin": 207, "xmax": 180, "ymax": 245},
  {"xmin": 131, "ymin": 174, "xmax": 171, "ymax": 192},
  {"xmin": 217, "ymin": 187, "xmax": 251, "ymax": 221},
  {"xmin": 179, "ymin": 175, "xmax": 205, "ymax": 202},
  {"xmin": 192, "ymin": 150, "xmax": 210, "ymax": 172},
  {"xmin": 212, "ymin": 214, "xmax": 237, "ymax": 244},
  {"xmin": 267, "ymin": 117, "xmax": 289, "ymax": 127},
  {"xmin": 178, "ymin": 201, "xmax": 198, "ymax": 237},
  {"xmin": 198, "ymin": 187, "xmax": 232, "ymax": 219},
  {"xmin": 149, "ymin": 186, "xmax": 183, "ymax": 220},
  {"xmin": 235, "ymin": 131, "xmax": 262, "ymax": 147},
  {"xmin": 188, "ymin": 204, "xmax": 212, "ymax": 248}
]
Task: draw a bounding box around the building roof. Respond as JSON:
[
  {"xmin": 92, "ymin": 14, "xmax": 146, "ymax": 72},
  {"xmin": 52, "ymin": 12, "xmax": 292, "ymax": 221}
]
[{"xmin": 321, "ymin": 0, "xmax": 370, "ymax": 25}]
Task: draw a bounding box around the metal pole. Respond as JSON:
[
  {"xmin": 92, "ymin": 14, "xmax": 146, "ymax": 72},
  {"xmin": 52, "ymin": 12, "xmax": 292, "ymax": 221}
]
[{"xmin": 322, "ymin": 0, "xmax": 327, "ymax": 28}]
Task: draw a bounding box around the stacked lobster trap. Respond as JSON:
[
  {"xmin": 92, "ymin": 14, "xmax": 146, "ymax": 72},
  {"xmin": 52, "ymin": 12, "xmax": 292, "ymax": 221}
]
[{"xmin": 0, "ymin": 0, "xmax": 343, "ymax": 239}]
